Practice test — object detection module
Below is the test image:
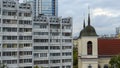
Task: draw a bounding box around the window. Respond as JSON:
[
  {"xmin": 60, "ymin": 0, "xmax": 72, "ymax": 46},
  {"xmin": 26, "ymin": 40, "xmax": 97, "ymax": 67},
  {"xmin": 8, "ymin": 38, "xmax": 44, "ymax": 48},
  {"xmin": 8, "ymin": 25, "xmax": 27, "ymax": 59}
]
[
  {"xmin": 62, "ymin": 59, "xmax": 71, "ymax": 63},
  {"xmin": 34, "ymin": 60, "xmax": 48, "ymax": 64},
  {"xmin": 62, "ymin": 46, "xmax": 71, "ymax": 49},
  {"xmin": 34, "ymin": 39, "xmax": 48, "ymax": 43},
  {"xmin": 88, "ymin": 65, "xmax": 92, "ymax": 68},
  {"xmin": 3, "ymin": 52, "xmax": 17, "ymax": 56},
  {"xmin": 62, "ymin": 52, "xmax": 71, "ymax": 56},
  {"xmin": 98, "ymin": 65, "xmax": 101, "ymax": 68},
  {"xmin": 50, "ymin": 46, "xmax": 60, "ymax": 50},
  {"xmin": 3, "ymin": 27, "xmax": 17, "ymax": 32},
  {"xmin": 19, "ymin": 36, "xmax": 32, "ymax": 40},
  {"xmin": 50, "ymin": 60, "xmax": 60, "ymax": 63},
  {"xmin": 87, "ymin": 41, "xmax": 92, "ymax": 55},
  {"xmin": 3, "ymin": 44, "xmax": 17, "ymax": 48},
  {"xmin": 3, "ymin": 36, "xmax": 17, "ymax": 40},
  {"xmin": 3, "ymin": 60, "xmax": 17, "ymax": 64},
  {"xmin": 19, "ymin": 59, "xmax": 32, "ymax": 63},
  {"xmin": 104, "ymin": 65, "xmax": 108, "ymax": 68},
  {"xmin": 50, "ymin": 53, "xmax": 60, "ymax": 56},
  {"xmin": 34, "ymin": 46, "xmax": 48, "ymax": 50}
]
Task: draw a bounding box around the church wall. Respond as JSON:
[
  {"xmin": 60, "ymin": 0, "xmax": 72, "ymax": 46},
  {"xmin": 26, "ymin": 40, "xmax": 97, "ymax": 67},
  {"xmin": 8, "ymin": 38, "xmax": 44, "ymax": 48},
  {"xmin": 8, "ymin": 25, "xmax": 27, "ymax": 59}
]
[
  {"xmin": 98, "ymin": 57, "xmax": 111, "ymax": 68},
  {"xmin": 80, "ymin": 37, "xmax": 98, "ymax": 58}
]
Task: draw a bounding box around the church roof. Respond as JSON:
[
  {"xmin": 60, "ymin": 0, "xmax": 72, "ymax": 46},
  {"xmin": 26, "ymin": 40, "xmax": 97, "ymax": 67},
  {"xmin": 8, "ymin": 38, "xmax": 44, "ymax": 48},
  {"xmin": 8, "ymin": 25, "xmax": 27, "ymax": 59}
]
[
  {"xmin": 79, "ymin": 13, "xmax": 97, "ymax": 38},
  {"xmin": 98, "ymin": 38, "xmax": 120, "ymax": 56}
]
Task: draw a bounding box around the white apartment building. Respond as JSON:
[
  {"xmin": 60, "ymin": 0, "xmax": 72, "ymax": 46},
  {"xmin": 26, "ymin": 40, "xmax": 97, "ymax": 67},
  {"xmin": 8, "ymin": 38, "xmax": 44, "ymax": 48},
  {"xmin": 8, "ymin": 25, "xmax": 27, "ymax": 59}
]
[
  {"xmin": 33, "ymin": 15, "xmax": 73, "ymax": 68},
  {"xmin": 0, "ymin": 0, "xmax": 33, "ymax": 68},
  {"xmin": 0, "ymin": 0, "xmax": 73, "ymax": 68}
]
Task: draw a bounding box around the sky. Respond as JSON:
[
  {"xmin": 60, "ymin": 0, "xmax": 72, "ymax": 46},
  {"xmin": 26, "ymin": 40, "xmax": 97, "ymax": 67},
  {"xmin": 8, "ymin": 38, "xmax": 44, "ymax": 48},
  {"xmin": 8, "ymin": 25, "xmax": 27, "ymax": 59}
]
[{"xmin": 19, "ymin": 0, "xmax": 120, "ymax": 37}]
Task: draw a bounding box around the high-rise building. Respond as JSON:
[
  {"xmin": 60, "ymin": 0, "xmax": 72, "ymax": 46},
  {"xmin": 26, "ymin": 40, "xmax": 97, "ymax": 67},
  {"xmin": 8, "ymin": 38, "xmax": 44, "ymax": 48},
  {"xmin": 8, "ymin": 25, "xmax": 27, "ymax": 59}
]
[
  {"xmin": 0, "ymin": 0, "xmax": 72, "ymax": 68},
  {"xmin": 0, "ymin": 0, "xmax": 33, "ymax": 68},
  {"xmin": 33, "ymin": 15, "xmax": 73, "ymax": 68},
  {"xmin": 116, "ymin": 26, "xmax": 120, "ymax": 38},
  {"xmin": 116, "ymin": 26, "xmax": 120, "ymax": 35},
  {"xmin": 25, "ymin": 0, "xmax": 58, "ymax": 16}
]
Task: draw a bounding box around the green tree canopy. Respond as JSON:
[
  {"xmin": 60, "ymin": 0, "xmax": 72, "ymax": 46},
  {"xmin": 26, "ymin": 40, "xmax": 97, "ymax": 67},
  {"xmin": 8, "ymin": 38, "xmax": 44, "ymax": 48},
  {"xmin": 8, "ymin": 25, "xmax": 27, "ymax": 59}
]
[
  {"xmin": 34, "ymin": 65, "xmax": 39, "ymax": 68},
  {"xmin": 109, "ymin": 55, "xmax": 120, "ymax": 68}
]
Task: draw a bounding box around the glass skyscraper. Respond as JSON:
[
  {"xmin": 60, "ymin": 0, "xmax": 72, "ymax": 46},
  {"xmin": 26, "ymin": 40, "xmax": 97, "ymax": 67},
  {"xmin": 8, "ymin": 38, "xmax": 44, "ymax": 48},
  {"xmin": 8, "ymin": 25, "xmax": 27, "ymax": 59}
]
[{"xmin": 25, "ymin": 0, "xmax": 58, "ymax": 16}]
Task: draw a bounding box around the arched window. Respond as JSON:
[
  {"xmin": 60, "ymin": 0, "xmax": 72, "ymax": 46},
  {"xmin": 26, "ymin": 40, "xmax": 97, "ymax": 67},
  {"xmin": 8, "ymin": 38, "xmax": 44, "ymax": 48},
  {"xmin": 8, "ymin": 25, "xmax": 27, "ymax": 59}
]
[
  {"xmin": 88, "ymin": 65, "xmax": 92, "ymax": 68},
  {"xmin": 87, "ymin": 41, "xmax": 92, "ymax": 55},
  {"xmin": 98, "ymin": 65, "xmax": 101, "ymax": 68},
  {"xmin": 104, "ymin": 65, "xmax": 108, "ymax": 68}
]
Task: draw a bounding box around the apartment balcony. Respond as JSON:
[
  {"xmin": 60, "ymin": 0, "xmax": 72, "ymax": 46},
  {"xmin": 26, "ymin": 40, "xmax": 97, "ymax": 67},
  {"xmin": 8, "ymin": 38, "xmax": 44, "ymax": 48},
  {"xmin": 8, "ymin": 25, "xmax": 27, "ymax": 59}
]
[
  {"xmin": 49, "ymin": 50, "xmax": 61, "ymax": 53},
  {"xmin": 19, "ymin": 47, "xmax": 32, "ymax": 51},
  {"xmin": 2, "ymin": 15, "xmax": 18, "ymax": 19},
  {"xmin": 2, "ymin": 48, "xmax": 18, "ymax": 51},
  {"xmin": 62, "ymin": 42, "xmax": 73, "ymax": 46},
  {"xmin": 34, "ymin": 35, "xmax": 49, "ymax": 39},
  {"xmin": 62, "ymin": 62, "xmax": 72, "ymax": 66},
  {"xmin": 2, "ymin": 32, "xmax": 17, "ymax": 35},
  {"xmin": 62, "ymin": 36, "xmax": 72, "ymax": 39},
  {"xmin": 50, "ymin": 42, "xmax": 61, "ymax": 45},
  {"xmin": 62, "ymin": 49, "xmax": 72, "ymax": 52},
  {"xmin": 2, "ymin": 24, "xmax": 17, "ymax": 27},
  {"xmin": 2, "ymin": 40, "xmax": 18, "ymax": 43},
  {"xmin": 2, "ymin": 7, "xmax": 17, "ymax": 10},
  {"xmin": 19, "ymin": 55, "xmax": 32, "ymax": 59},
  {"xmin": 62, "ymin": 56, "xmax": 72, "ymax": 59},
  {"xmin": 49, "ymin": 63, "xmax": 61, "ymax": 67},
  {"xmin": 34, "ymin": 50, "xmax": 49, "ymax": 53},
  {"xmin": 34, "ymin": 43, "xmax": 48, "ymax": 46},
  {"xmin": 34, "ymin": 64, "xmax": 49, "ymax": 68},
  {"xmin": 50, "ymin": 29, "xmax": 61, "ymax": 32},
  {"xmin": 19, "ymin": 25, "xmax": 32, "ymax": 28},
  {"xmin": 2, "ymin": 56, "xmax": 18, "ymax": 60},
  {"xmin": 49, "ymin": 56, "xmax": 62, "ymax": 60},
  {"xmin": 50, "ymin": 36, "xmax": 61, "ymax": 39},
  {"xmin": 62, "ymin": 29, "xmax": 71, "ymax": 32},
  {"xmin": 19, "ymin": 63, "xmax": 32, "ymax": 67},
  {"xmin": 18, "ymin": 17, "xmax": 32, "ymax": 20},
  {"xmin": 18, "ymin": 32, "xmax": 32, "ymax": 36},
  {"xmin": 6, "ymin": 64, "xmax": 18, "ymax": 68},
  {"xmin": 33, "ymin": 29, "xmax": 49, "ymax": 32},
  {"xmin": 34, "ymin": 57, "xmax": 49, "ymax": 60},
  {"xmin": 18, "ymin": 40, "xmax": 32, "ymax": 43}
]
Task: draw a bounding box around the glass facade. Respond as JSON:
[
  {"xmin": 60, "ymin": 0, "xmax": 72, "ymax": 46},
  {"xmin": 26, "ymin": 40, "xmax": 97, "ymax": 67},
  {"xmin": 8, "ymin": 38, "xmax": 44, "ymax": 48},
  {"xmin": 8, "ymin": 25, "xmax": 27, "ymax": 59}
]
[{"xmin": 27, "ymin": 0, "xmax": 58, "ymax": 16}]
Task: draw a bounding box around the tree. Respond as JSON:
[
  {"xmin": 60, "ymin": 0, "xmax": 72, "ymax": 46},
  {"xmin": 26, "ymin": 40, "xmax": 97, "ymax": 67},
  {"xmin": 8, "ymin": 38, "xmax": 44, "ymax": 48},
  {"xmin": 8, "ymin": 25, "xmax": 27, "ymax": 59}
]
[
  {"xmin": 0, "ymin": 63, "xmax": 7, "ymax": 68},
  {"xmin": 109, "ymin": 55, "xmax": 120, "ymax": 68},
  {"xmin": 34, "ymin": 65, "xmax": 39, "ymax": 68},
  {"xmin": 73, "ymin": 47, "xmax": 78, "ymax": 68}
]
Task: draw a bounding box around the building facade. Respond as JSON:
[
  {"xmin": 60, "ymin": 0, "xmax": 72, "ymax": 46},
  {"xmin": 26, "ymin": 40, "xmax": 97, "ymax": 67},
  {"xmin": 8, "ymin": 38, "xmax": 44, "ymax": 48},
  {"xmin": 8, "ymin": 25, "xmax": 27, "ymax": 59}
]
[
  {"xmin": 116, "ymin": 26, "xmax": 120, "ymax": 38},
  {"xmin": 25, "ymin": 0, "xmax": 58, "ymax": 16},
  {"xmin": 0, "ymin": 0, "xmax": 73, "ymax": 68},
  {"xmin": 0, "ymin": 0, "xmax": 33, "ymax": 68},
  {"xmin": 33, "ymin": 15, "xmax": 73, "ymax": 68}
]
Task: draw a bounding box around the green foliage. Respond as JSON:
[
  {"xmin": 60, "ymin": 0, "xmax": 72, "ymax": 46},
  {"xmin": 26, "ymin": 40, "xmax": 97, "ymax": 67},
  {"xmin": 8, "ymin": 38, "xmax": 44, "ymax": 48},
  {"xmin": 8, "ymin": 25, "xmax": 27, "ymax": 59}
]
[
  {"xmin": 0, "ymin": 63, "xmax": 7, "ymax": 68},
  {"xmin": 109, "ymin": 55, "xmax": 120, "ymax": 68},
  {"xmin": 73, "ymin": 47, "xmax": 78, "ymax": 68},
  {"xmin": 34, "ymin": 65, "xmax": 39, "ymax": 68}
]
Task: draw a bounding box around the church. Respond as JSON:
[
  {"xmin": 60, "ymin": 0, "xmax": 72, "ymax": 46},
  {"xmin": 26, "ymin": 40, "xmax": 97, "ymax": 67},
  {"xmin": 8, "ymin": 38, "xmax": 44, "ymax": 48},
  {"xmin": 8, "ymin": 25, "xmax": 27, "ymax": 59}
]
[{"xmin": 77, "ymin": 13, "xmax": 120, "ymax": 68}]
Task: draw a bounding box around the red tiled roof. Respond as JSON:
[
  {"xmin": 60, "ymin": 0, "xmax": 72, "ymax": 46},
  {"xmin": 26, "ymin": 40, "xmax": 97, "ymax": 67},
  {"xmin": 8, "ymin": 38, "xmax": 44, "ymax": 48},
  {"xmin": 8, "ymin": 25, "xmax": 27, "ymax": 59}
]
[{"xmin": 98, "ymin": 38, "xmax": 120, "ymax": 56}]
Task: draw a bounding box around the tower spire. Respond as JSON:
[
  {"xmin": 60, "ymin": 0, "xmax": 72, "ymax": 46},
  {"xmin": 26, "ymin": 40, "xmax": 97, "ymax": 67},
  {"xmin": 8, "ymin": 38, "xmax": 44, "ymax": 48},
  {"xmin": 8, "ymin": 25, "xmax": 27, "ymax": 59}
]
[
  {"xmin": 88, "ymin": 6, "xmax": 91, "ymax": 26},
  {"xmin": 83, "ymin": 19, "xmax": 85, "ymax": 29}
]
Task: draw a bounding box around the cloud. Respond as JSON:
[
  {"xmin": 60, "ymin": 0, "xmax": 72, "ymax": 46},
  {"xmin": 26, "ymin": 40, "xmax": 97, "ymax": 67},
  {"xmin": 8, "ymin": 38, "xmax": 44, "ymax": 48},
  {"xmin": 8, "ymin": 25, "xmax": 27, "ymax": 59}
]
[
  {"xmin": 19, "ymin": 0, "xmax": 120, "ymax": 37},
  {"xmin": 92, "ymin": 8, "xmax": 120, "ymax": 17}
]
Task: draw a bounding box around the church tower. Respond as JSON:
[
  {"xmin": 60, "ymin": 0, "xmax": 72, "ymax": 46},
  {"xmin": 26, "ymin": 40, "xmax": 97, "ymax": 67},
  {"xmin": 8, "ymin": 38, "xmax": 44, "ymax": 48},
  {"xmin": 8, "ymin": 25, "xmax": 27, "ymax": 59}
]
[{"xmin": 78, "ymin": 12, "xmax": 98, "ymax": 68}]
